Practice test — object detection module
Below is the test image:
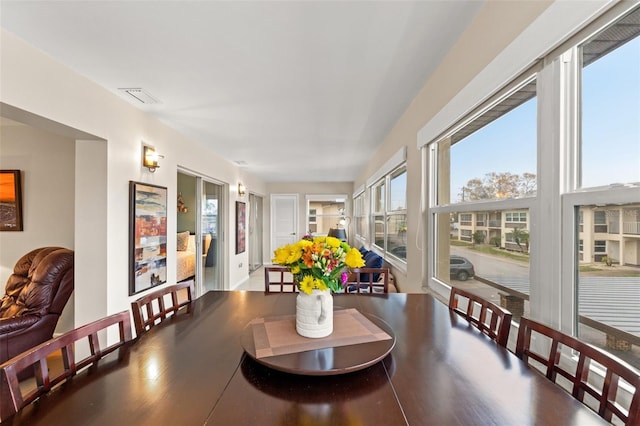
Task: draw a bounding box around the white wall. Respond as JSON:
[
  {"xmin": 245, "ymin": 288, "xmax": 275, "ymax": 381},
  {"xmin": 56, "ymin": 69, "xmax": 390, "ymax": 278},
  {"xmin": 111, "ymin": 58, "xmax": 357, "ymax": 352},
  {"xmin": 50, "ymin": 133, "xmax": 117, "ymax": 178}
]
[
  {"xmin": 0, "ymin": 122, "xmax": 76, "ymax": 333},
  {"xmin": 0, "ymin": 123, "xmax": 75, "ymax": 276},
  {"xmin": 0, "ymin": 29, "xmax": 267, "ymax": 328}
]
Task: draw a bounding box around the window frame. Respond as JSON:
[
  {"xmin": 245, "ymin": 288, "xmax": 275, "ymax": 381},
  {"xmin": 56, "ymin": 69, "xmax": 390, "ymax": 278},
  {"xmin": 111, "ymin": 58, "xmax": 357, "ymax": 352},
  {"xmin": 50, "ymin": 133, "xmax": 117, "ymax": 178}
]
[
  {"xmin": 361, "ymin": 147, "xmax": 407, "ymax": 268},
  {"xmin": 561, "ymin": 188, "xmax": 640, "ymax": 332},
  {"xmin": 425, "ymin": 2, "xmax": 640, "ymax": 335},
  {"xmin": 426, "ymin": 71, "xmax": 539, "ymax": 300},
  {"xmin": 369, "ymin": 164, "xmax": 408, "ymax": 266},
  {"xmin": 558, "ymin": 3, "xmax": 640, "ymax": 336},
  {"xmin": 353, "ymin": 189, "xmax": 367, "ymax": 245},
  {"xmin": 460, "ymin": 213, "xmax": 472, "ymax": 225},
  {"xmin": 421, "ymin": 3, "xmax": 640, "ymax": 382}
]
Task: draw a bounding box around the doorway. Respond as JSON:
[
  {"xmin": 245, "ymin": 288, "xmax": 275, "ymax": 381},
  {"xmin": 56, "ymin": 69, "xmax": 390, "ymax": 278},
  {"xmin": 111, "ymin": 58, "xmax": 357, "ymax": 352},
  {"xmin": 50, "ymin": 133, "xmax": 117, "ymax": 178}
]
[
  {"xmin": 177, "ymin": 171, "xmax": 225, "ymax": 296},
  {"xmin": 305, "ymin": 194, "xmax": 348, "ymax": 237}
]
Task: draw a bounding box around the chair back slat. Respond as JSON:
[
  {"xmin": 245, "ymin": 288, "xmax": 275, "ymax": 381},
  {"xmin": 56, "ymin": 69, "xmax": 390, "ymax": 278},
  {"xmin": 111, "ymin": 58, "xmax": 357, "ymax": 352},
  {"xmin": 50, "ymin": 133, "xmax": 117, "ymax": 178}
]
[
  {"xmin": 0, "ymin": 311, "xmax": 132, "ymax": 421},
  {"xmin": 264, "ymin": 266, "xmax": 298, "ymax": 293},
  {"xmin": 344, "ymin": 268, "xmax": 389, "ymax": 294},
  {"xmin": 448, "ymin": 287, "xmax": 512, "ymax": 347},
  {"xmin": 516, "ymin": 317, "xmax": 640, "ymax": 425},
  {"xmin": 131, "ymin": 281, "xmax": 194, "ymax": 336}
]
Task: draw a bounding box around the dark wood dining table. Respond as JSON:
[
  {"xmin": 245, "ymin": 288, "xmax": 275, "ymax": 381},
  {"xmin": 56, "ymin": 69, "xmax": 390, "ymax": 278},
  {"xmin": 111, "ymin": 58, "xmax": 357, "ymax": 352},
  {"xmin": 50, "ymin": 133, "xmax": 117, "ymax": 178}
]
[{"xmin": 6, "ymin": 291, "xmax": 606, "ymax": 425}]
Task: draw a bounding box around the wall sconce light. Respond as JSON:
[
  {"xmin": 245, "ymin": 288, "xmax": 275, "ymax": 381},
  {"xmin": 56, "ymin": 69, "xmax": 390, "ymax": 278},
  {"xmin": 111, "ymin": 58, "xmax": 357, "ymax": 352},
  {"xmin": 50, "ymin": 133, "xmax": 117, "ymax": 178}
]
[
  {"xmin": 238, "ymin": 182, "xmax": 246, "ymax": 196},
  {"xmin": 142, "ymin": 145, "xmax": 163, "ymax": 172}
]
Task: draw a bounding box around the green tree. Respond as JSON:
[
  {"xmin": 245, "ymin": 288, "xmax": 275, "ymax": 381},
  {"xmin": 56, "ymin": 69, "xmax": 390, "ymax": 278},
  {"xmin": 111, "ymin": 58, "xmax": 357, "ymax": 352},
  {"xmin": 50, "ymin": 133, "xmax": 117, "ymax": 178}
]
[
  {"xmin": 473, "ymin": 230, "xmax": 486, "ymax": 245},
  {"xmin": 508, "ymin": 227, "xmax": 529, "ymax": 253},
  {"xmin": 459, "ymin": 172, "xmax": 537, "ymax": 202},
  {"xmin": 519, "ymin": 172, "xmax": 537, "ymax": 196}
]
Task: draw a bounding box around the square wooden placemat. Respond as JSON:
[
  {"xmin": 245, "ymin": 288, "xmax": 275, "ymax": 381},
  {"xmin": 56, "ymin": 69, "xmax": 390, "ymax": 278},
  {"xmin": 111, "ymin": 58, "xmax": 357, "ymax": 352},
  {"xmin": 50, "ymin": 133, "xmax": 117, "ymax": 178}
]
[{"xmin": 250, "ymin": 308, "xmax": 391, "ymax": 359}]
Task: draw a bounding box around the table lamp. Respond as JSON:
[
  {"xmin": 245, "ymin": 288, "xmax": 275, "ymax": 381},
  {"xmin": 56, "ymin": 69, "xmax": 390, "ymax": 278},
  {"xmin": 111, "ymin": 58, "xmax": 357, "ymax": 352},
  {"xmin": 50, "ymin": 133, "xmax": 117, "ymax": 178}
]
[{"xmin": 328, "ymin": 228, "xmax": 347, "ymax": 242}]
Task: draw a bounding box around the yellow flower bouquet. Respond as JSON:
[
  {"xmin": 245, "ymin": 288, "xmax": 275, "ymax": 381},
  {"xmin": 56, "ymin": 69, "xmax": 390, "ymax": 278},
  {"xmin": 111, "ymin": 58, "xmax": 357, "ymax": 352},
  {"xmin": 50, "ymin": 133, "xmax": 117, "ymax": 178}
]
[{"xmin": 272, "ymin": 235, "xmax": 365, "ymax": 294}]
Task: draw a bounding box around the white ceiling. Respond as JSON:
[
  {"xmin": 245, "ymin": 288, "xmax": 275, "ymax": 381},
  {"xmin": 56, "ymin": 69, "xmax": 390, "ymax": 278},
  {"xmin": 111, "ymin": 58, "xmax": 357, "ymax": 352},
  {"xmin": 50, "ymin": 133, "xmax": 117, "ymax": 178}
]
[{"xmin": 1, "ymin": 1, "xmax": 483, "ymax": 182}]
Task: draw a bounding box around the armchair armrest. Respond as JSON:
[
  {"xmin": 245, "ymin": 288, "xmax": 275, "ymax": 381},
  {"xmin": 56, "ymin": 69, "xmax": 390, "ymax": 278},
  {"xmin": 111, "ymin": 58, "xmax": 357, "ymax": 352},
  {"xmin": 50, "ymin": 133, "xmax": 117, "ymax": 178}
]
[{"xmin": 0, "ymin": 315, "xmax": 39, "ymax": 334}]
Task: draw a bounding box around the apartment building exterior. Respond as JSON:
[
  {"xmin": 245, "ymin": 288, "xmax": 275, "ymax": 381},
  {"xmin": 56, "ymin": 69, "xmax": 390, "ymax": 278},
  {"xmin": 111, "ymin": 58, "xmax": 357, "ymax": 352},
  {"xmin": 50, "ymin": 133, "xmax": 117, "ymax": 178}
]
[
  {"xmin": 453, "ymin": 209, "xmax": 531, "ymax": 253},
  {"xmin": 453, "ymin": 204, "xmax": 640, "ymax": 267},
  {"xmin": 580, "ymin": 204, "xmax": 640, "ymax": 266}
]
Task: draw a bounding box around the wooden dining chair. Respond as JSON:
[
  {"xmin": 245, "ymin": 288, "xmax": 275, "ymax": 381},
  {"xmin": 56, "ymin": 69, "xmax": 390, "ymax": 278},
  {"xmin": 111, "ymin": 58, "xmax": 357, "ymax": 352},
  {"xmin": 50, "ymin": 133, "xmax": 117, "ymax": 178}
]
[
  {"xmin": 515, "ymin": 317, "xmax": 640, "ymax": 425},
  {"xmin": 264, "ymin": 266, "xmax": 298, "ymax": 293},
  {"xmin": 448, "ymin": 287, "xmax": 512, "ymax": 347},
  {"xmin": 0, "ymin": 311, "xmax": 132, "ymax": 421},
  {"xmin": 344, "ymin": 268, "xmax": 389, "ymax": 294},
  {"xmin": 130, "ymin": 281, "xmax": 194, "ymax": 336}
]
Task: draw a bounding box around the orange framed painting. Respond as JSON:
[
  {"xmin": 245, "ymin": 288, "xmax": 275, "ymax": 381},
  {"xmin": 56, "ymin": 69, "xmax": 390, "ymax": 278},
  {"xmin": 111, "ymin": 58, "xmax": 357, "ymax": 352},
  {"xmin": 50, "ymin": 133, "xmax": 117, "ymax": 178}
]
[{"xmin": 0, "ymin": 170, "xmax": 23, "ymax": 231}]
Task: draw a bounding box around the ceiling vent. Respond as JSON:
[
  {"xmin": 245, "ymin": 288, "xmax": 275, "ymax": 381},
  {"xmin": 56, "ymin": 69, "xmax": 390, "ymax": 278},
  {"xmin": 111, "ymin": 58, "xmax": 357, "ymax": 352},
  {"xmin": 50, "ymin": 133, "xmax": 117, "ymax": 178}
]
[{"xmin": 118, "ymin": 88, "xmax": 161, "ymax": 105}]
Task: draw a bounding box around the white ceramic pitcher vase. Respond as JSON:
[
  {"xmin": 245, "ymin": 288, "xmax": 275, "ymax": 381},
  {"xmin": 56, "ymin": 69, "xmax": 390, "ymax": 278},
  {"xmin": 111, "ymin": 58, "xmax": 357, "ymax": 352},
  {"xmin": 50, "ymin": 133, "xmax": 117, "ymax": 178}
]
[{"xmin": 295, "ymin": 288, "xmax": 333, "ymax": 338}]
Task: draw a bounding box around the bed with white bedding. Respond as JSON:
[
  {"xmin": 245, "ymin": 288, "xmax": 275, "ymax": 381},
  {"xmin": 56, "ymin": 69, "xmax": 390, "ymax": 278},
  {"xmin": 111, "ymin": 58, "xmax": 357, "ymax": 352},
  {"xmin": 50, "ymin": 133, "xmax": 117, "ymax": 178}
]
[
  {"xmin": 176, "ymin": 232, "xmax": 213, "ymax": 282},
  {"xmin": 176, "ymin": 233, "xmax": 196, "ymax": 282}
]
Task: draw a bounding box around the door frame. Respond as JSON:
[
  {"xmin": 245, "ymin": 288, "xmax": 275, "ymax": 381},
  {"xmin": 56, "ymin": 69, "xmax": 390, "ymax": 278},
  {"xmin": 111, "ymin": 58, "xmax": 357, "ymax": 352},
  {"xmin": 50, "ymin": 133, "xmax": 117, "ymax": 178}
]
[
  {"xmin": 304, "ymin": 194, "xmax": 349, "ymax": 236},
  {"xmin": 177, "ymin": 167, "xmax": 227, "ymax": 296},
  {"xmin": 248, "ymin": 193, "xmax": 264, "ymax": 273}
]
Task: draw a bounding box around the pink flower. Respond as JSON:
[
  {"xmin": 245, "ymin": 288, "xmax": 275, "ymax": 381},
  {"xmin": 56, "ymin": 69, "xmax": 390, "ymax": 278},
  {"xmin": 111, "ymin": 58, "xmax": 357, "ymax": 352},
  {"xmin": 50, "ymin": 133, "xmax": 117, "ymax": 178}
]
[{"xmin": 341, "ymin": 272, "xmax": 348, "ymax": 284}]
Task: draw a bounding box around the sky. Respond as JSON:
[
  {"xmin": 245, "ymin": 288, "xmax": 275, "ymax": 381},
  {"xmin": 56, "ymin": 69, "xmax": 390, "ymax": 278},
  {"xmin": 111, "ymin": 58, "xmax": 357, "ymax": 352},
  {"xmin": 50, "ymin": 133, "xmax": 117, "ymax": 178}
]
[
  {"xmin": 450, "ymin": 98, "xmax": 536, "ymax": 201},
  {"xmin": 390, "ymin": 171, "xmax": 407, "ymax": 210},
  {"xmin": 450, "ymin": 36, "xmax": 639, "ymax": 202},
  {"xmin": 582, "ymin": 36, "xmax": 640, "ymax": 188}
]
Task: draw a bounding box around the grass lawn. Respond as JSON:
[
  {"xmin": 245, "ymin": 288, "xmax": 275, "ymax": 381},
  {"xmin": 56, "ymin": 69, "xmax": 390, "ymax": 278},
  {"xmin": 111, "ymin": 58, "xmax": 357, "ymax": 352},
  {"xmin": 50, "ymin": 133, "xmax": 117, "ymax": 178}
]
[{"xmin": 450, "ymin": 240, "xmax": 529, "ymax": 262}]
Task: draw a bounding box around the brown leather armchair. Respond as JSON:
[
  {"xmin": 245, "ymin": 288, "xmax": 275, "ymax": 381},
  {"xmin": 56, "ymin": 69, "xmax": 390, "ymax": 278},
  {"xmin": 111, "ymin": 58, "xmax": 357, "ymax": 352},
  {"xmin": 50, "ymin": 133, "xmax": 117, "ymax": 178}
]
[{"xmin": 0, "ymin": 247, "xmax": 74, "ymax": 364}]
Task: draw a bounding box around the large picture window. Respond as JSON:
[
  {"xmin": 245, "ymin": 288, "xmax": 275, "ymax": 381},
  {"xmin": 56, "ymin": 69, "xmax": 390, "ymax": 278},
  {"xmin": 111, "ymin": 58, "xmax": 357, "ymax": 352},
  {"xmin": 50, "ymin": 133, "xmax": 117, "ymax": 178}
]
[
  {"xmin": 353, "ymin": 191, "xmax": 366, "ymax": 242},
  {"xmin": 571, "ymin": 6, "xmax": 640, "ymax": 368},
  {"xmin": 426, "ymin": 3, "xmax": 640, "ymax": 371},
  {"xmin": 430, "ymin": 80, "xmax": 537, "ymax": 321},
  {"xmin": 370, "ymin": 165, "xmax": 407, "ymax": 262}
]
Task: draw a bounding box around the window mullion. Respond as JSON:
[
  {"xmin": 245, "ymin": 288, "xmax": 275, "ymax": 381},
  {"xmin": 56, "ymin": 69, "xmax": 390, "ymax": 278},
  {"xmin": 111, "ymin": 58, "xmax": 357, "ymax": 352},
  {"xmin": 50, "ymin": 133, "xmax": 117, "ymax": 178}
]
[
  {"xmin": 560, "ymin": 46, "xmax": 581, "ymax": 335},
  {"xmin": 531, "ymin": 53, "xmax": 567, "ymax": 328}
]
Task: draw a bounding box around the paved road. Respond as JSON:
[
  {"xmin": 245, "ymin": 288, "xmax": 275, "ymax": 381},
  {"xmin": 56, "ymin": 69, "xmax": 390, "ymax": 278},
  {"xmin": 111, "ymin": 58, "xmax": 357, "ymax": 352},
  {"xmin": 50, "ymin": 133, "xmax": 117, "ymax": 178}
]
[
  {"xmin": 451, "ymin": 246, "xmax": 640, "ymax": 342},
  {"xmin": 451, "ymin": 246, "xmax": 529, "ymax": 281}
]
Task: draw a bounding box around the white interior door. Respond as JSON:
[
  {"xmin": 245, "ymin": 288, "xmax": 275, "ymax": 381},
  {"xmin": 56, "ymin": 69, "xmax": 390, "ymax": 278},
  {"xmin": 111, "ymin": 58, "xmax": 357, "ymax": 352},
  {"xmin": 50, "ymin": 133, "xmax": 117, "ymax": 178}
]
[{"xmin": 271, "ymin": 194, "xmax": 298, "ymax": 256}]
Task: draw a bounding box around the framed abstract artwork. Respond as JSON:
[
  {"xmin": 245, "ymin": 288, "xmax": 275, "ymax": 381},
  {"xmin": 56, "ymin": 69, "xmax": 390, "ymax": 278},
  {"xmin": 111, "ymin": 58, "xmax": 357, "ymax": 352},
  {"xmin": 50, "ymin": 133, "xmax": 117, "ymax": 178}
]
[
  {"xmin": 129, "ymin": 181, "xmax": 168, "ymax": 295},
  {"xmin": 236, "ymin": 201, "xmax": 246, "ymax": 254},
  {"xmin": 0, "ymin": 170, "xmax": 23, "ymax": 231}
]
